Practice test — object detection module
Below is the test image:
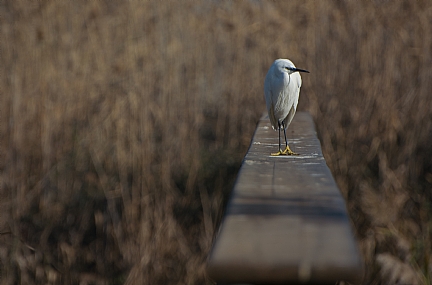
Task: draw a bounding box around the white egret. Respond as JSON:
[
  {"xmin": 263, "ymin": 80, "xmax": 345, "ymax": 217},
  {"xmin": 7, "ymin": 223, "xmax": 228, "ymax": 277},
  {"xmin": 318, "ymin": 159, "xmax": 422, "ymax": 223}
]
[{"xmin": 264, "ymin": 59, "xmax": 309, "ymax": 156}]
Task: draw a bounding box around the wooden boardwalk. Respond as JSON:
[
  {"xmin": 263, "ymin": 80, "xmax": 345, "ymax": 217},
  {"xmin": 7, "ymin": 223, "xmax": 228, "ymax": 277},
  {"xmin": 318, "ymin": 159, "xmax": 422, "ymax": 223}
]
[{"xmin": 207, "ymin": 112, "xmax": 363, "ymax": 284}]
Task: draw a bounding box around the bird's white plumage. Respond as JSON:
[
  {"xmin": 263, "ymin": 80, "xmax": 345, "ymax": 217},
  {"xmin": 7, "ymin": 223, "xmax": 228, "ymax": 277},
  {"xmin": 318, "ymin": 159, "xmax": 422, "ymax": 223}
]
[{"xmin": 264, "ymin": 59, "xmax": 303, "ymax": 130}]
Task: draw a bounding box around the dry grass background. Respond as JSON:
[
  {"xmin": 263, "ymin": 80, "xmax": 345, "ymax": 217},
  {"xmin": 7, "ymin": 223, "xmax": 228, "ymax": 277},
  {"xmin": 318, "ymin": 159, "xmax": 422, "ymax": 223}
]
[{"xmin": 1, "ymin": 0, "xmax": 432, "ymax": 284}]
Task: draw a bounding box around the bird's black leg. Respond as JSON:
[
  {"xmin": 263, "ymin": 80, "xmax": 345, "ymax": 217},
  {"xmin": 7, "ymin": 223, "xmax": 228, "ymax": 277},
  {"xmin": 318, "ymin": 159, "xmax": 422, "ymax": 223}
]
[
  {"xmin": 282, "ymin": 121, "xmax": 288, "ymax": 149},
  {"xmin": 271, "ymin": 122, "xmax": 285, "ymax": 156},
  {"xmin": 278, "ymin": 123, "xmax": 282, "ymax": 152},
  {"xmin": 281, "ymin": 121, "xmax": 298, "ymax": 155}
]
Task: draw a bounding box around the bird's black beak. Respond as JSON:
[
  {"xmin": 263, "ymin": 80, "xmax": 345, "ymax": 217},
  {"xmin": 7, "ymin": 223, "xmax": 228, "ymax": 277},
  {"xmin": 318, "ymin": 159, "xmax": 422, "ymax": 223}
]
[{"xmin": 295, "ymin": 68, "xmax": 310, "ymax": 73}]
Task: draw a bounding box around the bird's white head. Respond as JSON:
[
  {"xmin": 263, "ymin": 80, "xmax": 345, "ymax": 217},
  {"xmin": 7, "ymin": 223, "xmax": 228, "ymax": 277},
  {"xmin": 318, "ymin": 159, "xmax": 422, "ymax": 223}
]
[{"xmin": 274, "ymin": 59, "xmax": 310, "ymax": 75}]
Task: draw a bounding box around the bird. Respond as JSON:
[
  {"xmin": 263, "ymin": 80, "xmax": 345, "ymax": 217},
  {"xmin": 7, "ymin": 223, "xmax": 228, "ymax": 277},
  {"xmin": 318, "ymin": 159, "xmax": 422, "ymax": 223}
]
[{"xmin": 264, "ymin": 59, "xmax": 309, "ymax": 156}]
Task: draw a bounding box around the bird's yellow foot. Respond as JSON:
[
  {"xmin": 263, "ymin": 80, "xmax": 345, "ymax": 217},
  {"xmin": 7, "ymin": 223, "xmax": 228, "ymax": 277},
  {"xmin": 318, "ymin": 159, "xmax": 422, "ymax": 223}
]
[
  {"xmin": 282, "ymin": 146, "xmax": 299, "ymax": 155},
  {"xmin": 271, "ymin": 150, "xmax": 286, "ymax": 156}
]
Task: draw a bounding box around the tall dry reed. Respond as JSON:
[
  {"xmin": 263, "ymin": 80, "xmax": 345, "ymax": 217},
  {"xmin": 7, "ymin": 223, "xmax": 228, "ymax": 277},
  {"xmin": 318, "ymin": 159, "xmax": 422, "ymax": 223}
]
[{"xmin": 1, "ymin": 1, "xmax": 432, "ymax": 284}]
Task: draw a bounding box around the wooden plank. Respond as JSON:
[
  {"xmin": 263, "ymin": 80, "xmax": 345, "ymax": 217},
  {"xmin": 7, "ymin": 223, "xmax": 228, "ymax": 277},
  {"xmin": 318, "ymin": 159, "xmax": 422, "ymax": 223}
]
[{"xmin": 207, "ymin": 112, "xmax": 363, "ymax": 284}]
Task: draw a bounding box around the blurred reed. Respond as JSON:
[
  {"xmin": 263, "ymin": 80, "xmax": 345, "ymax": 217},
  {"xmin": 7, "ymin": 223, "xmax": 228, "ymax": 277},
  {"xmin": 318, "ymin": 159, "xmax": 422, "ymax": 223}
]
[{"xmin": 1, "ymin": 1, "xmax": 432, "ymax": 284}]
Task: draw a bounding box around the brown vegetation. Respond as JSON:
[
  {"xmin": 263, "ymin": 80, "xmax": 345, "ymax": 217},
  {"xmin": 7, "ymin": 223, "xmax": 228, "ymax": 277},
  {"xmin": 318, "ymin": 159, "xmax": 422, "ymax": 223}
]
[{"xmin": 1, "ymin": 1, "xmax": 432, "ymax": 284}]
